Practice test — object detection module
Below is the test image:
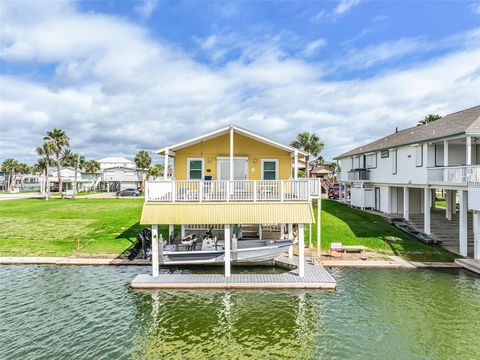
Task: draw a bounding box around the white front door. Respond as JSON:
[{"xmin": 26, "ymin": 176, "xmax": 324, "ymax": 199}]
[{"xmin": 218, "ymin": 158, "xmax": 248, "ymax": 180}]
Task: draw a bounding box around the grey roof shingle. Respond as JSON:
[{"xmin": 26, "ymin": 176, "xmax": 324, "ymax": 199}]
[{"xmin": 334, "ymin": 105, "xmax": 480, "ymax": 159}]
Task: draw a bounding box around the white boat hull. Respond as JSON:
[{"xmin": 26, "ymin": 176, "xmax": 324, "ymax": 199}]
[{"xmin": 162, "ymin": 239, "xmax": 293, "ymax": 265}]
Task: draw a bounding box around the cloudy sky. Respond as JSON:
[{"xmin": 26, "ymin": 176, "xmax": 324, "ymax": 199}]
[{"xmin": 1, "ymin": 0, "xmax": 480, "ymax": 165}]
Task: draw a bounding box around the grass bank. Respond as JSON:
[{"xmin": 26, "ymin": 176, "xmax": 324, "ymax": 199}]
[
  {"xmin": 306, "ymin": 200, "xmax": 456, "ymax": 262},
  {"xmin": 0, "ymin": 198, "xmax": 157, "ymax": 257},
  {"xmin": 0, "ymin": 198, "xmax": 456, "ymax": 261}
]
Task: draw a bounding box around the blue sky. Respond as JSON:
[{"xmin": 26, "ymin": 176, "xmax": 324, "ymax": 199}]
[{"xmin": 1, "ymin": 0, "xmax": 480, "ymax": 164}]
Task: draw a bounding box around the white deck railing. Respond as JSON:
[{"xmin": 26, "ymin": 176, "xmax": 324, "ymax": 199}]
[
  {"xmin": 145, "ymin": 179, "xmax": 321, "ymax": 202},
  {"xmin": 427, "ymin": 165, "xmax": 480, "ymax": 186}
]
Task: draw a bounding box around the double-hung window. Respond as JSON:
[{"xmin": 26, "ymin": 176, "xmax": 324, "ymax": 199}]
[
  {"xmin": 187, "ymin": 158, "xmax": 203, "ymax": 180},
  {"xmin": 262, "ymin": 160, "xmax": 278, "ymax": 180}
]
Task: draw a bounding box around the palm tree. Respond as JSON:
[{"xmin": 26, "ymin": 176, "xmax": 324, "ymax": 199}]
[
  {"xmin": 1, "ymin": 158, "xmax": 19, "ymax": 191},
  {"xmin": 36, "ymin": 142, "xmax": 55, "ymax": 199},
  {"xmin": 135, "ymin": 150, "xmax": 152, "ymax": 190},
  {"xmin": 63, "ymin": 150, "xmax": 86, "ymax": 198},
  {"xmin": 418, "ymin": 114, "xmax": 442, "ymax": 125},
  {"xmin": 84, "ymin": 160, "xmax": 100, "ymax": 191},
  {"xmin": 44, "ymin": 128, "xmax": 70, "ymax": 193},
  {"xmin": 147, "ymin": 164, "xmax": 164, "ymax": 180},
  {"xmin": 290, "ymin": 132, "xmax": 324, "ymax": 177},
  {"xmin": 16, "ymin": 163, "xmax": 30, "ymax": 190}
]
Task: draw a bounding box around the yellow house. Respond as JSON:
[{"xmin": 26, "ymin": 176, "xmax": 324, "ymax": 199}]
[{"xmin": 140, "ymin": 124, "xmax": 321, "ymax": 278}]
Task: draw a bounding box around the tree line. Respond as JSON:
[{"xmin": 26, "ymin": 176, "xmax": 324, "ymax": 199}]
[{"xmin": 1, "ymin": 129, "xmax": 157, "ymax": 199}]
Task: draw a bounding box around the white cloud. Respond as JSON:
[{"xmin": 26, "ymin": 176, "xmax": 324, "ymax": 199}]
[
  {"xmin": 312, "ymin": 0, "xmax": 362, "ymax": 22},
  {"xmin": 304, "ymin": 38, "xmax": 327, "ymax": 57},
  {"xmin": 135, "ymin": 0, "xmax": 159, "ymax": 18},
  {"xmin": 334, "ymin": 0, "xmax": 362, "ymax": 15},
  {"xmin": 0, "ymin": 0, "xmax": 479, "ymax": 165}
]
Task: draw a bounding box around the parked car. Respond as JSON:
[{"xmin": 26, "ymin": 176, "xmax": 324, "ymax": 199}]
[
  {"xmin": 116, "ymin": 188, "xmax": 141, "ymax": 197},
  {"xmin": 328, "ymin": 185, "xmax": 349, "ymax": 200}
]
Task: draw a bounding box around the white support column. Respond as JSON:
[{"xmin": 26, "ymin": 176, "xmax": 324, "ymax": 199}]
[
  {"xmin": 229, "ymin": 126, "xmax": 234, "ymax": 181},
  {"xmin": 343, "ymin": 184, "xmax": 348, "ymax": 204},
  {"xmin": 403, "ymin": 187, "xmax": 410, "ymax": 221},
  {"xmin": 308, "ymin": 223, "xmax": 312, "ymax": 246},
  {"xmin": 259, "ymin": 224, "xmax": 262, "ymax": 240},
  {"xmin": 181, "ymin": 224, "xmax": 186, "ymax": 239},
  {"xmin": 159, "ymin": 234, "xmax": 164, "ymax": 265},
  {"xmin": 280, "ymin": 224, "xmax": 285, "ymax": 239},
  {"xmin": 164, "ymin": 151, "xmax": 169, "ymax": 181},
  {"xmin": 151, "ymin": 225, "xmax": 159, "ymax": 277},
  {"xmin": 459, "ymin": 190, "xmax": 468, "ymax": 257},
  {"xmin": 316, "ymin": 198, "xmax": 321, "ymax": 254},
  {"xmin": 224, "ymin": 224, "xmax": 231, "ymax": 277},
  {"xmin": 168, "ymin": 224, "xmax": 174, "ymax": 244},
  {"xmin": 446, "ymin": 190, "xmax": 452, "ymax": 221},
  {"xmin": 339, "ymin": 183, "xmax": 344, "ymax": 201},
  {"xmin": 474, "ymin": 211, "xmax": 480, "ymax": 260},
  {"xmin": 232, "ymin": 234, "xmax": 238, "ymax": 261},
  {"xmin": 298, "ymin": 224, "xmax": 305, "ymax": 277},
  {"xmin": 385, "ymin": 186, "xmax": 391, "ymax": 213},
  {"xmin": 293, "ymin": 150, "xmax": 298, "ymax": 180},
  {"xmin": 466, "ymin": 136, "xmax": 472, "ymax": 166},
  {"xmin": 288, "ymin": 223, "xmax": 293, "ymax": 258},
  {"xmin": 452, "ymin": 190, "xmax": 457, "ymax": 214},
  {"xmin": 424, "ymin": 188, "xmax": 431, "ymax": 235}
]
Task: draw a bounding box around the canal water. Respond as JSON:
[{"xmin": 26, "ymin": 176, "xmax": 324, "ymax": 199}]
[{"xmin": 1, "ymin": 265, "xmax": 479, "ymax": 359}]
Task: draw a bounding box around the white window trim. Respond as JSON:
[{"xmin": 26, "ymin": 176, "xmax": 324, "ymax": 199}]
[
  {"xmin": 187, "ymin": 158, "xmax": 204, "ymax": 180},
  {"xmin": 415, "ymin": 145, "xmax": 423, "ymax": 167},
  {"xmin": 261, "ymin": 159, "xmax": 279, "ymax": 180}
]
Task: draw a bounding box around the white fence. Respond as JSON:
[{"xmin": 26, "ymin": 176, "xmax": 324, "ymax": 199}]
[
  {"xmin": 427, "ymin": 166, "xmax": 480, "ymax": 186},
  {"xmin": 145, "ymin": 179, "xmax": 320, "ymax": 202}
]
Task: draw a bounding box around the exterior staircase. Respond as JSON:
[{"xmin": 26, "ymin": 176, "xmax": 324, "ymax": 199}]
[{"xmin": 407, "ymin": 210, "xmax": 474, "ymax": 257}]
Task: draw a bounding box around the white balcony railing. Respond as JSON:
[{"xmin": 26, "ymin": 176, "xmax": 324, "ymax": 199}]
[
  {"xmin": 427, "ymin": 165, "xmax": 480, "ymax": 186},
  {"xmin": 145, "ymin": 179, "xmax": 320, "ymax": 202}
]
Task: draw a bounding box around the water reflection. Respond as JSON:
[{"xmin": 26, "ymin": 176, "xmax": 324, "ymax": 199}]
[
  {"xmin": 131, "ymin": 289, "xmax": 324, "ymax": 359},
  {"xmin": 1, "ymin": 266, "xmax": 480, "ymax": 360}
]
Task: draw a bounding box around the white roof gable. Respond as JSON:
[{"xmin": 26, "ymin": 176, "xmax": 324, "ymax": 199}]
[{"xmin": 156, "ymin": 124, "xmax": 308, "ymax": 156}]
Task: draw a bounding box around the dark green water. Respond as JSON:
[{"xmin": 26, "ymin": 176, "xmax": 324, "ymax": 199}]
[{"xmin": 1, "ymin": 266, "xmax": 479, "ymax": 359}]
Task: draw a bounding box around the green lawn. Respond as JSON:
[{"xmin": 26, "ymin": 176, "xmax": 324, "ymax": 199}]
[
  {"xmin": 0, "ymin": 198, "xmax": 167, "ymax": 257},
  {"xmin": 306, "ymin": 200, "xmax": 456, "ymax": 262},
  {"xmin": 0, "ymin": 198, "xmax": 456, "ymax": 261},
  {"xmin": 436, "ymin": 200, "xmax": 446, "ymax": 208}
]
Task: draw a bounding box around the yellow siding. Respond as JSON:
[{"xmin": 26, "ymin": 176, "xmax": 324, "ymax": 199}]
[
  {"xmin": 140, "ymin": 202, "xmax": 314, "ymax": 225},
  {"xmin": 173, "ymin": 133, "xmax": 292, "ymax": 180}
]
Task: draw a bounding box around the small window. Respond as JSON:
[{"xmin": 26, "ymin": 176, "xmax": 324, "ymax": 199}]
[
  {"xmin": 262, "ymin": 160, "xmax": 278, "ymax": 180},
  {"xmin": 188, "ymin": 159, "xmax": 203, "ymax": 180},
  {"xmin": 391, "ymin": 149, "xmax": 397, "ymax": 174},
  {"xmin": 415, "ymin": 145, "xmax": 423, "ymax": 167},
  {"xmin": 381, "ymin": 150, "xmax": 389, "ymax": 158},
  {"xmin": 365, "ymin": 153, "xmax": 377, "ymax": 169}
]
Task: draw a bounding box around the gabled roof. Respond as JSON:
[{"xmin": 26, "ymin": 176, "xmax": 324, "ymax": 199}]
[
  {"xmin": 335, "ymin": 105, "xmax": 480, "ymax": 159},
  {"xmin": 156, "ymin": 124, "xmax": 308, "ymax": 156}
]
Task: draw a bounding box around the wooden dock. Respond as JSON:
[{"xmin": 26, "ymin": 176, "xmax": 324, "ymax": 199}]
[
  {"xmin": 455, "ymin": 258, "xmax": 480, "ymax": 275},
  {"xmin": 130, "ymin": 255, "xmax": 336, "ymax": 289}
]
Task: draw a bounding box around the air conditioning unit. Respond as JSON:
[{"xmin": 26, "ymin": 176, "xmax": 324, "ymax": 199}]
[{"xmin": 468, "ymin": 183, "xmax": 480, "ymax": 211}]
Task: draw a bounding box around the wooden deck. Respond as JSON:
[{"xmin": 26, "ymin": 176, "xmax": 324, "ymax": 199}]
[
  {"xmin": 455, "ymin": 258, "xmax": 480, "ymax": 275},
  {"xmin": 130, "ymin": 255, "xmax": 336, "ymax": 289}
]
